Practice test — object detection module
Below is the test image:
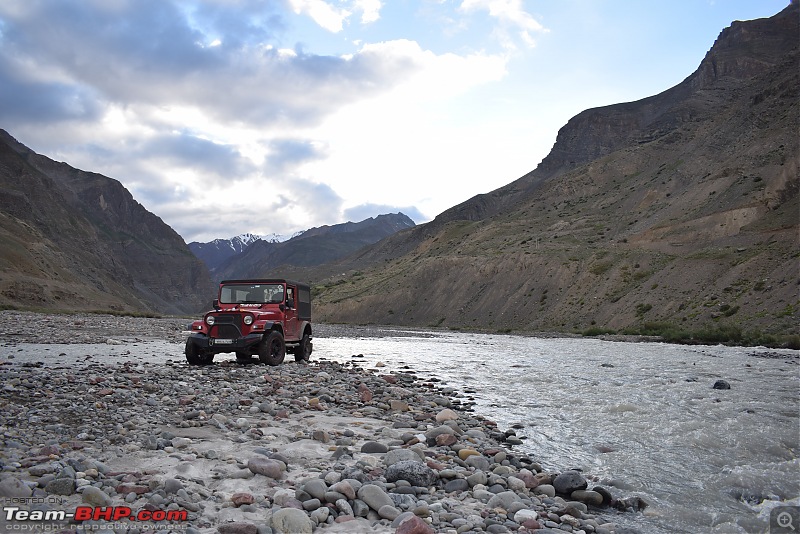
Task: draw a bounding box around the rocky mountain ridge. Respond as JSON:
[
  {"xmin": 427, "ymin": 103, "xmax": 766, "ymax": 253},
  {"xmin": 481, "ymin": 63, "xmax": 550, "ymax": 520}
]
[
  {"xmin": 0, "ymin": 130, "xmax": 215, "ymax": 315},
  {"xmin": 308, "ymin": 3, "xmax": 799, "ymax": 340}
]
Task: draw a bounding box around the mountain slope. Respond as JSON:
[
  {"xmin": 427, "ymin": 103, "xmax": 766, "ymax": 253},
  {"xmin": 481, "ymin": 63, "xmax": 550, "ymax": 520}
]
[
  {"xmin": 214, "ymin": 213, "xmax": 415, "ymax": 282},
  {"xmin": 0, "ymin": 130, "xmax": 215, "ymax": 314},
  {"xmin": 311, "ymin": 4, "xmax": 799, "ymax": 339}
]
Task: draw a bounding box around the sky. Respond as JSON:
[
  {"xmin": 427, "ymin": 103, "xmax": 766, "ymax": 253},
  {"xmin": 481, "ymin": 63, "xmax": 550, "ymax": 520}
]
[{"xmin": 0, "ymin": 0, "xmax": 790, "ymax": 243}]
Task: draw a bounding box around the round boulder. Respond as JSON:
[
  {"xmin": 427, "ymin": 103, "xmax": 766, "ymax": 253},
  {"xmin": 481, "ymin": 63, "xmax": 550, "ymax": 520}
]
[
  {"xmin": 553, "ymin": 471, "xmax": 588, "ymax": 495},
  {"xmin": 272, "ymin": 508, "xmax": 313, "ymax": 534}
]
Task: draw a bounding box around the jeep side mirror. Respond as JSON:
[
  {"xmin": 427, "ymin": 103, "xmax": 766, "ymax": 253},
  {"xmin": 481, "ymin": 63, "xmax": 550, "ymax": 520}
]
[
  {"xmin": 286, "ymin": 298, "xmax": 295, "ymax": 309},
  {"xmin": 212, "ymin": 299, "xmax": 219, "ymax": 310}
]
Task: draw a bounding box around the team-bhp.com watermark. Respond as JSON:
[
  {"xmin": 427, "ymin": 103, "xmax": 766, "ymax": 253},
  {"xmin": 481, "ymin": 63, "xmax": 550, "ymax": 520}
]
[{"xmin": 2, "ymin": 498, "xmax": 188, "ymax": 531}]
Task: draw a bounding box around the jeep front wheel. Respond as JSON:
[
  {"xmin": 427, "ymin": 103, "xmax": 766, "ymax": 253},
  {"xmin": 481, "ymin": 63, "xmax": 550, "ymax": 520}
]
[
  {"xmin": 185, "ymin": 339, "xmax": 214, "ymax": 365},
  {"xmin": 258, "ymin": 331, "xmax": 285, "ymax": 366},
  {"xmin": 295, "ymin": 331, "xmax": 312, "ymax": 363}
]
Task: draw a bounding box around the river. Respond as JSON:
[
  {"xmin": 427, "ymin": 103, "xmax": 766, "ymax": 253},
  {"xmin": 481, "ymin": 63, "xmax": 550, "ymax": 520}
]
[{"xmin": 312, "ymin": 326, "xmax": 800, "ymax": 534}]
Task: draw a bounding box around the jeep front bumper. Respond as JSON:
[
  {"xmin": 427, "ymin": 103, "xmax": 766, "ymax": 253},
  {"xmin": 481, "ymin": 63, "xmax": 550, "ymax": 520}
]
[{"xmin": 186, "ymin": 332, "xmax": 263, "ymax": 354}]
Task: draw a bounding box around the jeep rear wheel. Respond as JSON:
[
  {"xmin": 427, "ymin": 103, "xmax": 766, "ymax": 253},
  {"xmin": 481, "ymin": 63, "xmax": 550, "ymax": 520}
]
[
  {"xmin": 295, "ymin": 331, "xmax": 312, "ymax": 363},
  {"xmin": 258, "ymin": 331, "xmax": 285, "ymax": 366},
  {"xmin": 185, "ymin": 339, "xmax": 214, "ymax": 365}
]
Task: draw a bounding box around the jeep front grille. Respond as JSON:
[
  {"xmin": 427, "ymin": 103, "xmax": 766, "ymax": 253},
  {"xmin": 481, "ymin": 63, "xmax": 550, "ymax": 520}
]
[{"xmin": 211, "ymin": 314, "xmax": 242, "ymax": 338}]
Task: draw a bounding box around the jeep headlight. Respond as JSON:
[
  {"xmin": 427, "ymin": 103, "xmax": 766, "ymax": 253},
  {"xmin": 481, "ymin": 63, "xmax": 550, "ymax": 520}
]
[
  {"xmin": 205, "ymin": 315, "xmax": 215, "ymax": 326},
  {"xmin": 243, "ymin": 315, "xmax": 253, "ymax": 325}
]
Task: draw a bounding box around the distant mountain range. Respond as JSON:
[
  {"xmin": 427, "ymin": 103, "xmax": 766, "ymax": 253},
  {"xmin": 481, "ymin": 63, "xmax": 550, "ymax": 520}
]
[
  {"xmin": 189, "ymin": 232, "xmax": 297, "ymax": 272},
  {"xmin": 201, "ymin": 213, "xmax": 415, "ymax": 281}
]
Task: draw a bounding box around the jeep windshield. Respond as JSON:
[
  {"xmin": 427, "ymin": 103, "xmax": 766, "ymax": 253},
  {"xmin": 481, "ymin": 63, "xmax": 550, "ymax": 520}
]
[{"xmin": 219, "ymin": 283, "xmax": 285, "ymax": 304}]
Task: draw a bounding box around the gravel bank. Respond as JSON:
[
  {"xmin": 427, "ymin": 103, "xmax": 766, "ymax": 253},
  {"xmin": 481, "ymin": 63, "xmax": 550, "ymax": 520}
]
[{"xmin": 0, "ymin": 312, "xmax": 643, "ymax": 534}]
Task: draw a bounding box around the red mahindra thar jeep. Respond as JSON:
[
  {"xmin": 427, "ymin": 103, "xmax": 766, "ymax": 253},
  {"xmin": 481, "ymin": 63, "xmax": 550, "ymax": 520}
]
[{"xmin": 185, "ymin": 279, "xmax": 313, "ymax": 366}]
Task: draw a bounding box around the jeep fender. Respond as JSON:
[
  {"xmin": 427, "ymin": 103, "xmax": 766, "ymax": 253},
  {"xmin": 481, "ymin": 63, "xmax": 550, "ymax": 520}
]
[
  {"xmin": 259, "ymin": 321, "xmax": 280, "ymax": 335},
  {"xmin": 299, "ymin": 321, "xmax": 312, "ymax": 338}
]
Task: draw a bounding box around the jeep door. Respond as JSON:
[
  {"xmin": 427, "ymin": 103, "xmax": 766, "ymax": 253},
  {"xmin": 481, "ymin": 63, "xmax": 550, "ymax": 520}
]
[{"xmin": 283, "ymin": 285, "xmax": 299, "ymax": 340}]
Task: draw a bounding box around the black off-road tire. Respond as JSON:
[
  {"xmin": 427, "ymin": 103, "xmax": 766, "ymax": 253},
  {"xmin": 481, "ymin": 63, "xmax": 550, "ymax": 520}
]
[
  {"xmin": 236, "ymin": 351, "xmax": 254, "ymax": 363},
  {"xmin": 295, "ymin": 331, "xmax": 313, "ymax": 363},
  {"xmin": 185, "ymin": 339, "xmax": 214, "ymax": 365},
  {"xmin": 258, "ymin": 331, "xmax": 285, "ymax": 366}
]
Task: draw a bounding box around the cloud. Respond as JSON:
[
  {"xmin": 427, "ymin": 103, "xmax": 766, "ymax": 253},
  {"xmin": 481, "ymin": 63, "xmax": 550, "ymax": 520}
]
[
  {"xmin": 265, "ymin": 138, "xmax": 328, "ymax": 173},
  {"xmin": 0, "ymin": 0, "xmax": 414, "ymax": 130},
  {"xmin": 354, "ymin": 0, "xmax": 382, "ymax": 24},
  {"xmin": 459, "ymin": 0, "xmax": 547, "ymax": 48},
  {"xmin": 286, "ymin": 0, "xmax": 351, "ymax": 32},
  {"xmin": 287, "ymin": 0, "xmax": 383, "ymax": 31},
  {"xmin": 0, "ymin": 57, "xmax": 103, "ymax": 123},
  {"xmin": 139, "ymin": 133, "xmax": 256, "ymax": 179}
]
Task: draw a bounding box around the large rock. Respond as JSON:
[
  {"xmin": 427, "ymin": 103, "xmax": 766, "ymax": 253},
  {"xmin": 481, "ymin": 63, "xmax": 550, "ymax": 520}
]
[
  {"xmin": 357, "ymin": 484, "xmax": 394, "ymax": 512},
  {"xmin": 81, "ymin": 486, "xmax": 112, "ymax": 507},
  {"xmin": 385, "ymin": 460, "xmax": 438, "ymax": 487},
  {"xmin": 271, "ymin": 508, "xmax": 313, "ymax": 534},
  {"xmin": 553, "ymin": 471, "xmax": 588, "ymax": 495},
  {"xmin": 247, "ymin": 457, "xmax": 285, "ymax": 479}
]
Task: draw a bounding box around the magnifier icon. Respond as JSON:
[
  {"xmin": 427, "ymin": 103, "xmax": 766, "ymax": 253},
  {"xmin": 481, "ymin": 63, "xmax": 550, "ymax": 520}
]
[{"xmin": 778, "ymin": 511, "xmax": 796, "ymax": 531}]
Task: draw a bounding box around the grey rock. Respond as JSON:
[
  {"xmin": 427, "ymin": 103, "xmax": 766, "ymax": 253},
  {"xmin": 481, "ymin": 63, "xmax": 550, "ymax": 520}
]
[
  {"xmin": 0, "ymin": 477, "xmax": 32, "ymax": 498},
  {"xmin": 81, "ymin": 486, "xmax": 112, "ymax": 507},
  {"xmin": 553, "ymin": 471, "xmax": 587, "ymax": 494},
  {"xmin": 385, "ymin": 460, "xmax": 438, "ymax": 487},
  {"xmin": 467, "ymin": 471, "xmax": 488, "ymax": 487},
  {"xmin": 465, "ymin": 455, "xmax": 491, "ymax": 471},
  {"xmin": 329, "ymin": 481, "xmax": 356, "ymax": 500},
  {"xmin": 247, "ymin": 457, "xmax": 285, "ymax": 479},
  {"xmin": 384, "ymin": 448, "xmax": 423, "ymax": 466},
  {"xmin": 302, "ymin": 498, "xmax": 321, "ymax": 511},
  {"xmin": 487, "ymin": 490, "xmax": 521, "ymax": 509},
  {"xmin": 444, "ymin": 479, "xmax": 470, "ymax": 493},
  {"xmin": 571, "ymin": 489, "xmax": 604, "ymax": 506},
  {"xmin": 302, "ymin": 479, "xmax": 328, "ymax": 500},
  {"xmin": 164, "ymin": 478, "xmax": 184, "ymax": 494},
  {"xmin": 360, "ymin": 441, "xmax": 389, "ymax": 453},
  {"xmin": 310, "ymin": 507, "xmax": 329, "ymax": 524},
  {"xmin": 352, "ymin": 499, "xmax": 370, "ymax": 517},
  {"xmin": 271, "ymin": 508, "xmax": 313, "ymax": 534},
  {"xmin": 378, "ymin": 504, "xmax": 401, "ymax": 520},
  {"xmin": 336, "ymin": 498, "xmax": 354, "ymax": 516},
  {"xmin": 45, "ymin": 478, "xmax": 75, "ymax": 496},
  {"xmin": 357, "ymin": 484, "xmax": 394, "ymax": 512}
]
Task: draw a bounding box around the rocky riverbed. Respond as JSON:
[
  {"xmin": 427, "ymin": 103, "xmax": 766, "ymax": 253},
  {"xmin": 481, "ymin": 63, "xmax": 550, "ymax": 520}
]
[{"xmin": 0, "ymin": 312, "xmax": 644, "ymax": 534}]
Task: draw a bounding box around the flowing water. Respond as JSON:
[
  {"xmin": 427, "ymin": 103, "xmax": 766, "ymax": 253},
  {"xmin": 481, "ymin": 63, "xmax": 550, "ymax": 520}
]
[
  {"xmin": 313, "ymin": 327, "xmax": 800, "ymax": 534},
  {"xmin": 3, "ymin": 327, "xmax": 798, "ymax": 533}
]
